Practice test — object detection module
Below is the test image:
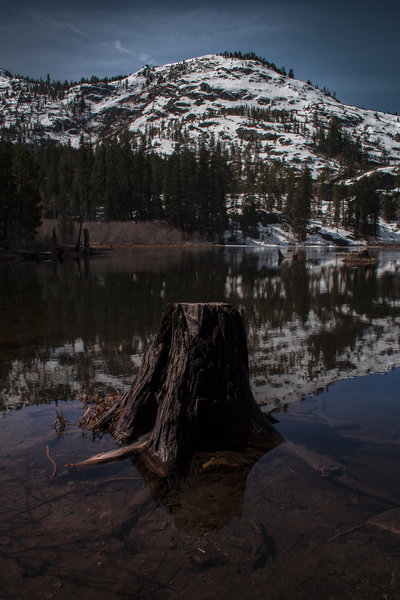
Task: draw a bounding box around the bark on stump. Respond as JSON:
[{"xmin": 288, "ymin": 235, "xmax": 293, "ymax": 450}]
[{"xmin": 114, "ymin": 302, "xmax": 281, "ymax": 475}]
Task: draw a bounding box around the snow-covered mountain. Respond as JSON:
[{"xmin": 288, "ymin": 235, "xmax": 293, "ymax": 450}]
[{"xmin": 1, "ymin": 54, "xmax": 400, "ymax": 178}]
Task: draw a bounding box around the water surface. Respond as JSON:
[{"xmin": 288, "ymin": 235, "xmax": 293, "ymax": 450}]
[{"xmin": 1, "ymin": 247, "xmax": 400, "ymax": 599}]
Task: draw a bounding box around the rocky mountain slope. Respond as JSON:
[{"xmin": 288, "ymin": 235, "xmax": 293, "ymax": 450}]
[{"xmin": 1, "ymin": 54, "xmax": 400, "ymax": 179}]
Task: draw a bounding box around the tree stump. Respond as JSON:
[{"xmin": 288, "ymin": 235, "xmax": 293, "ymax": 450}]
[{"xmin": 113, "ymin": 302, "xmax": 282, "ymax": 475}]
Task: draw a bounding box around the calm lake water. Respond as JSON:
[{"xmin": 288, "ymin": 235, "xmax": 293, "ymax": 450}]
[{"xmin": 1, "ymin": 247, "xmax": 400, "ymax": 600}]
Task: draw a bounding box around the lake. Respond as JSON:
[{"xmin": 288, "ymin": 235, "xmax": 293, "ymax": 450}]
[{"xmin": 1, "ymin": 246, "xmax": 400, "ymax": 600}]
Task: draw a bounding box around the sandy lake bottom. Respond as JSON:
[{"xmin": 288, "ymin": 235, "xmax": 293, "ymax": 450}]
[{"xmin": 1, "ymin": 370, "xmax": 400, "ymax": 600}]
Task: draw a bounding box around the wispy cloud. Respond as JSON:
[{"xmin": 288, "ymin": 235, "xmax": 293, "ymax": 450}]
[
  {"xmin": 56, "ymin": 19, "xmax": 93, "ymax": 41},
  {"xmin": 28, "ymin": 9, "xmax": 135, "ymax": 58},
  {"xmin": 112, "ymin": 40, "xmax": 132, "ymax": 55},
  {"xmin": 28, "ymin": 9, "xmax": 94, "ymax": 41}
]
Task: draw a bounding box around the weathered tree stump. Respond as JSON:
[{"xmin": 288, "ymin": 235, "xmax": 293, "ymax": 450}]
[{"xmin": 113, "ymin": 302, "xmax": 282, "ymax": 475}]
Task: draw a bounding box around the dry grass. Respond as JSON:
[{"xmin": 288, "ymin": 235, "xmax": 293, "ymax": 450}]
[
  {"xmin": 37, "ymin": 219, "xmax": 193, "ymax": 246},
  {"xmin": 77, "ymin": 391, "xmax": 121, "ymax": 435}
]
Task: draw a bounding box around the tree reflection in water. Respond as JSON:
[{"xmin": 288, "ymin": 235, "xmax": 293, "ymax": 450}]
[
  {"xmin": 2, "ymin": 248, "xmax": 400, "ymax": 600},
  {"xmin": 1, "ymin": 247, "xmax": 400, "ymax": 412}
]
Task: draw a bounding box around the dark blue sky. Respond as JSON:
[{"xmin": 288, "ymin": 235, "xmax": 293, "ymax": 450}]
[{"xmin": 1, "ymin": 0, "xmax": 399, "ymax": 114}]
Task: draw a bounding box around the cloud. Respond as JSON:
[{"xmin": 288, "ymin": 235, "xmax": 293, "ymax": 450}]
[
  {"xmin": 28, "ymin": 10, "xmax": 136, "ymax": 60},
  {"xmin": 58, "ymin": 20, "xmax": 93, "ymax": 41},
  {"xmin": 112, "ymin": 40, "xmax": 133, "ymax": 54},
  {"xmin": 27, "ymin": 9, "xmax": 94, "ymax": 41}
]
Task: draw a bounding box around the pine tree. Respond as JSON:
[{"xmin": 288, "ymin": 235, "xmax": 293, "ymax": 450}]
[
  {"xmin": 56, "ymin": 143, "xmax": 75, "ymax": 241},
  {"xmin": 11, "ymin": 144, "xmax": 42, "ymax": 242},
  {"xmin": 209, "ymin": 143, "xmax": 228, "ymax": 241},
  {"xmin": 75, "ymin": 139, "xmax": 94, "ymax": 220},
  {"xmin": 103, "ymin": 140, "xmax": 124, "ymax": 220},
  {"xmin": 131, "ymin": 147, "xmax": 147, "ymax": 220},
  {"xmin": 283, "ymin": 167, "xmax": 296, "ymax": 223},
  {"xmin": 288, "ymin": 166, "xmax": 312, "ymax": 241},
  {"xmin": 332, "ymin": 184, "xmax": 345, "ymax": 227},
  {"xmin": 326, "ymin": 117, "xmax": 342, "ymax": 157},
  {"xmin": 382, "ymin": 194, "xmax": 396, "ymax": 222},
  {"xmin": 91, "ymin": 143, "xmax": 107, "ymax": 221},
  {"xmin": 197, "ymin": 144, "xmax": 212, "ymax": 238},
  {"xmin": 0, "ymin": 141, "xmax": 16, "ymax": 244},
  {"xmin": 163, "ymin": 145, "xmax": 183, "ymax": 229},
  {"xmin": 241, "ymin": 193, "xmax": 259, "ymax": 238},
  {"xmin": 180, "ymin": 147, "xmax": 198, "ymax": 232},
  {"xmin": 351, "ymin": 177, "xmax": 380, "ymax": 239},
  {"xmin": 149, "ymin": 154, "xmax": 165, "ymax": 221}
]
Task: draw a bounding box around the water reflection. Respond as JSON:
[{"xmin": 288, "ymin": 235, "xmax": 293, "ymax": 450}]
[
  {"xmin": 129, "ymin": 444, "xmax": 282, "ymax": 536},
  {"xmin": 1, "ymin": 247, "xmax": 400, "ymax": 411}
]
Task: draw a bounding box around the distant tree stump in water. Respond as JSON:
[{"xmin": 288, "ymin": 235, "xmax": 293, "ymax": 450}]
[{"xmin": 113, "ymin": 302, "xmax": 282, "ymax": 476}]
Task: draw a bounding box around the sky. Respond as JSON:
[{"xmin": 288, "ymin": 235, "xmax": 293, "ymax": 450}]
[{"xmin": 1, "ymin": 0, "xmax": 399, "ymax": 114}]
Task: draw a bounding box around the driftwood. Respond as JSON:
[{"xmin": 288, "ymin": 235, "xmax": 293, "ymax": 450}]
[
  {"xmin": 284, "ymin": 442, "xmax": 399, "ymax": 505},
  {"xmin": 368, "ymin": 508, "xmax": 400, "ymax": 535},
  {"xmin": 327, "ymin": 509, "xmax": 400, "ymax": 544},
  {"xmin": 284, "ymin": 442, "xmax": 345, "ymax": 478},
  {"xmin": 46, "ymin": 445, "xmax": 57, "ymax": 482},
  {"xmin": 66, "ymin": 439, "xmax": 149, "ymax": 468}
]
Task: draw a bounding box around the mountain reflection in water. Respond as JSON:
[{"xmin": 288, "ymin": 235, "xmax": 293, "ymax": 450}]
[
  {"xmin": 1, "ymin": 247, "xmax": 400, "ymax": 412},
  {"xmin": 2, "ymin": 247, "xmax": 400, "ymax": 600}
]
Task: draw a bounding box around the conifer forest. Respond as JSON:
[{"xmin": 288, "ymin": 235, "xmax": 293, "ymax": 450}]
[{"xmin": 0, "ymin": 127, "xmax": 391, "ymax": 247}]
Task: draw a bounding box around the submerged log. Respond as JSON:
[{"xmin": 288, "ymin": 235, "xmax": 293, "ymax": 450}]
[{"xmin": 113, "ymin": 302, "xmax": 282, "ymax": 475}]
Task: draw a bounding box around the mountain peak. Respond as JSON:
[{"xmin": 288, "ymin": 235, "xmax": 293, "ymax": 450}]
[{"xmin": 0, "ymin": 53, "xmax": 399, "ymax": 178}]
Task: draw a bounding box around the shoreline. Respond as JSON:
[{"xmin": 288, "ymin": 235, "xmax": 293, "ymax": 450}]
[{"xmin": 2, "ymin": 240, "xmax": 400, "ymax": 265}]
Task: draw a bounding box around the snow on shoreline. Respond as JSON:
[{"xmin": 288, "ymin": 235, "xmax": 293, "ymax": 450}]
[{"xmin": 240, "ymin": 217, "xmax": 400, "ymax": 248}]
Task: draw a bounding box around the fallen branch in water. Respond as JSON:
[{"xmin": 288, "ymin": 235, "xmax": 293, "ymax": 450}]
[
  {"xmin": 326, "ymin": 508, "xmax": 400, "ymax": 543},
  {"xmin": 326, "ymin": 524, "xmax": 364, "ymax": 543},
  {"xmin": 65, "ymin": 438, "xmax": 149, "ymax": 468},
  {"xmin": 284, "ymin": 442, "xmax": 399, "ymax": 505},
  {"xmin": 46, "ymin": 445, "xmax": 57, "ymax": 482},
  {"xmin": 284, "ymin": 442, "xmax": 345, "ymax": 477}
]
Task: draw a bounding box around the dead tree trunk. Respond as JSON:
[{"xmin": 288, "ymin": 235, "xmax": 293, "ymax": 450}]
[
  {"xmin": 83, "ymin": 227, "xmax": 90, "ymax": 257},
  {"xmin": 114, "ymin": 303, "xmax": 282, "ymax": 475}
]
